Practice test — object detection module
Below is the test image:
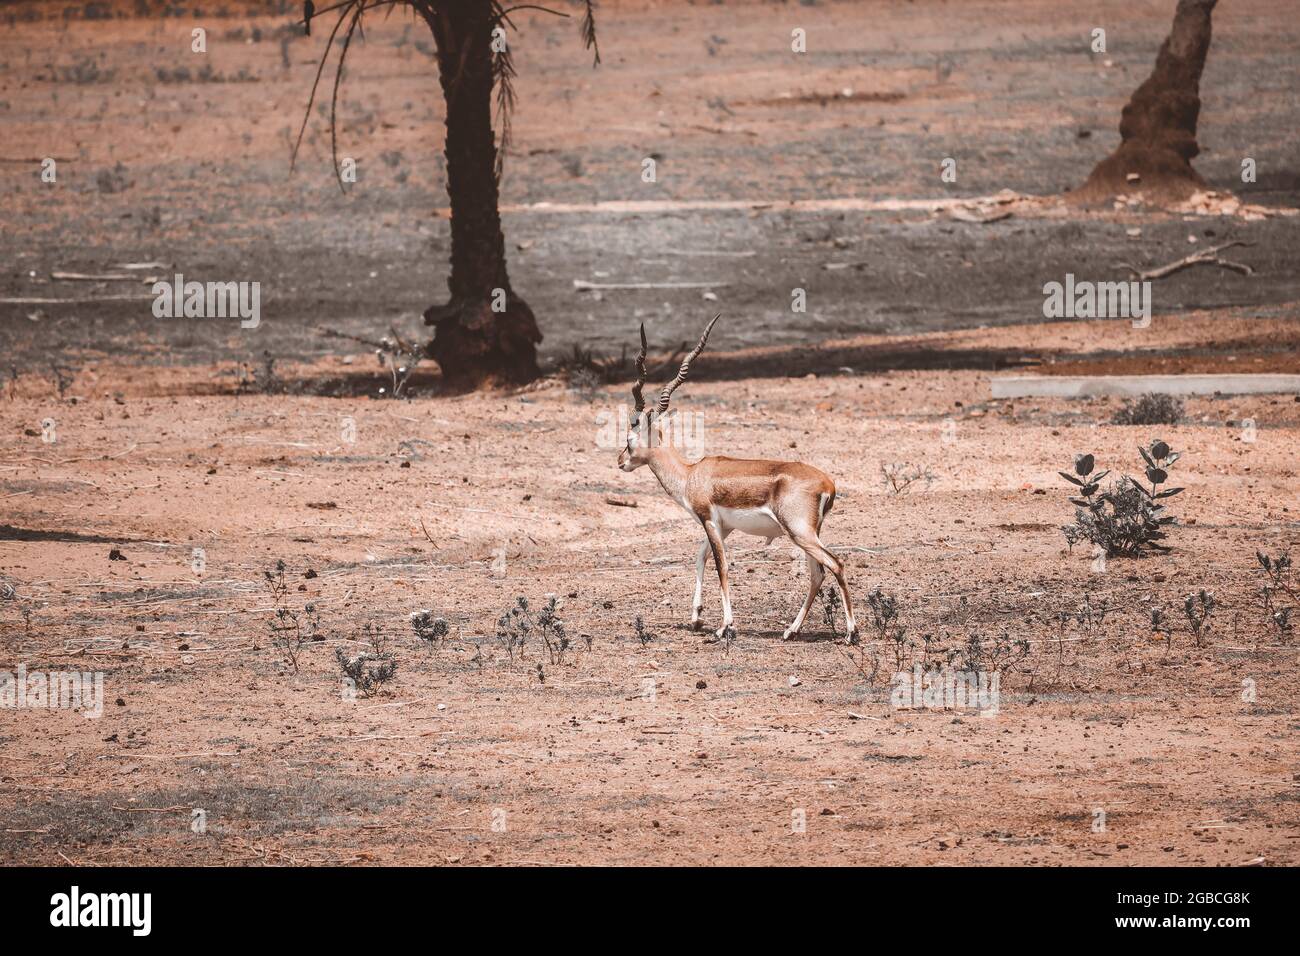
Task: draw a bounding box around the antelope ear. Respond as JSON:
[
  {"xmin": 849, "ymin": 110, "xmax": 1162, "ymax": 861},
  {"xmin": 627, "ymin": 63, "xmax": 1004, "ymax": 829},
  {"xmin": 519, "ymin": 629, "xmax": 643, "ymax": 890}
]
[{"xmin": 654, "ymin": 411, "xmax": 676, "ymax": 443}]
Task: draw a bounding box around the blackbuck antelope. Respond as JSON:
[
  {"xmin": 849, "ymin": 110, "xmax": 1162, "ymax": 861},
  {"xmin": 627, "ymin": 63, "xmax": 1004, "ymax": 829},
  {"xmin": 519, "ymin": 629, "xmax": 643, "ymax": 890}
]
[{"xmin": 617, "ymin": 316, "xmax": 859, "ymax": 643}]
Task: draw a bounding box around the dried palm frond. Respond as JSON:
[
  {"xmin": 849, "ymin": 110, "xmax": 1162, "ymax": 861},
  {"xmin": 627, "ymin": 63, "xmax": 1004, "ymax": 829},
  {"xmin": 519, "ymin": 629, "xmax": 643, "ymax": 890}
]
[
  {"xmin": 293, "ymin": 1, "xmax": 599, "ymax": 190},
  {"xmin": 328, "ymin": 2, "xmax": 367, "ymax": 192},
  {"xmin": 489, "ymin": 7, "xmax": 517, "ymax": 183},
  {"xmin": 580, "ymin": 0, "xmax": 600, "ymax": 65}
]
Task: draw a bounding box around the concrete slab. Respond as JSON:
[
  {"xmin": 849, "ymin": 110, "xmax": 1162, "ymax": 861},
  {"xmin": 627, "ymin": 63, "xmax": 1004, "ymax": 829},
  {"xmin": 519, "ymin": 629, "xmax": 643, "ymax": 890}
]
[{"xmin": 990, "ymin": 374, "xmax": 1300, "ymax": 399}]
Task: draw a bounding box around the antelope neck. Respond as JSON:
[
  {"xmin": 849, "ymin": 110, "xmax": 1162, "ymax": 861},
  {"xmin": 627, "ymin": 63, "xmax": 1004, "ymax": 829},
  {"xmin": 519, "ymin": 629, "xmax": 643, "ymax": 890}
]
[{"xmin": 646, "ymin": 446, "xmax": 691, "ymax": 507}]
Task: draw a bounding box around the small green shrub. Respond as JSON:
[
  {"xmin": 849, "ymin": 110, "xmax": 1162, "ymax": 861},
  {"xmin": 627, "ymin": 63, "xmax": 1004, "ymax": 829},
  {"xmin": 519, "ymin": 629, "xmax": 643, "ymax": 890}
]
[
  {"xmin": 1149, "ymin": 606, "xmax": 1173, "ymax": 654},
  {"xmin": 817, "ymin": 586, "xmax": 843, "ymax": 639},
  {"xmin": 410, "ymin": 609, "xmax": 449, "ymax": 649},
  {"xmin": 866, "ymin": 587, "xmax": 909, "ymax": 669},
  {"xmin": 881, "ymin": 461, "xmax": 935, "ymax": 495},
  {"xmin": 1060, "ymin": 441, "xmax": 1184, "ymax": 557},
  {"xmin": 496, "ymin": 595, "xmax": 570, "ymax": 663},
  {"xmin": 1183, "ymin": 590, "xmax": 1216, "ymax": 648},
  {"xmin": 263, "ymin": 559, "xmax": 322, "ymax": 672},
  {"xmin": 1256, "ymin": 552, "xmax": 1297, "ymax": 640},
  {"xmin": 334, "ymin": 649, "xmax": 397, "ymax": 697},
  {"xmin": 958, "ymin": 632, "xmax": 1031, "ymax": 675},
  {"xmin": 633, "ymin": 615, "xmax": 656, "ymax": 647},
  {"xmin": 1111, "ymin": 392, "xmax": 1184, "ymax": 426}
]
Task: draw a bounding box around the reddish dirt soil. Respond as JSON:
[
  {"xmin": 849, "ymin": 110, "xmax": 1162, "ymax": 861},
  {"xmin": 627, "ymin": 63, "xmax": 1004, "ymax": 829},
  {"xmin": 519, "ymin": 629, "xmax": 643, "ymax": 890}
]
[
  {"xmin": 1, "ymin": 1, "xmax": 1298, "ymax": 866},
  {"xmin": 3, "ymin": 310, "xmax": 1299, "ymax": 866}
]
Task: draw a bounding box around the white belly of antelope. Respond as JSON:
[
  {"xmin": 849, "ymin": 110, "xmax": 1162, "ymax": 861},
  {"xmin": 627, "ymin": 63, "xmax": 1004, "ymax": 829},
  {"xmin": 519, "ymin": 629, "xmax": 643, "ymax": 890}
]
[{"xmin": 716, "ymin": 506, "xmax": 783, "ymax": 539}]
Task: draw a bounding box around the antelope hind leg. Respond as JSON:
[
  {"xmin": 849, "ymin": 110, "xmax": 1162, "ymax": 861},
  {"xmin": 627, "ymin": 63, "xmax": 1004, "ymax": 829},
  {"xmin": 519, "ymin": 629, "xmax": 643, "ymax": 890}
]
[{"xmin": 783, "ymin": 553, "xmax": 824, "ymax": 640}]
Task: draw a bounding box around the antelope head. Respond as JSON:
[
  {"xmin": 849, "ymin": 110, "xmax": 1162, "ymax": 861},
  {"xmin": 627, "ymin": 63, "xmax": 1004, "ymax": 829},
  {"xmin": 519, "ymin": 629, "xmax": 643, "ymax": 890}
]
[{"xmin": 617, "ymin": 314, "xmax": 719, "ymax": 472}]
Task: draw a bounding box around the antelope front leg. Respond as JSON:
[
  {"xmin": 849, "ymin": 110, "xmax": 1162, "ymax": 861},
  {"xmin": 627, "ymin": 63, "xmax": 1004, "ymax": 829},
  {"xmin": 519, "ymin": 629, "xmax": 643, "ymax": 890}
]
[
  {"xmin": 702, "ymin": 519, "xmax": 734, "ymax": 639},
  {"xmin": 690, "ymin": 538, "xmax": 709, "ymax": 631}
]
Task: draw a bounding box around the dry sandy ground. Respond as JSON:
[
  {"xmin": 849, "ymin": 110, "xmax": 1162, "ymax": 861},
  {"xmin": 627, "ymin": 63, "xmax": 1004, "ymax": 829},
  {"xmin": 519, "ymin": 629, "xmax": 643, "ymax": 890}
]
[{"xmin": 2, "ymin": 310, "xmax": 1299, "ymax": 866}]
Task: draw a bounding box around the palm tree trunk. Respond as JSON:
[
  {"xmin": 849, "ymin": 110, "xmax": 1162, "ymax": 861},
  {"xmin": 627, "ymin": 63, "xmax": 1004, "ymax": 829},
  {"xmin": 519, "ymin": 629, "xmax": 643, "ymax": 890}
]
[{"xmin": 420, "ymin": 1, "xmax": 541, "ymax": 387}]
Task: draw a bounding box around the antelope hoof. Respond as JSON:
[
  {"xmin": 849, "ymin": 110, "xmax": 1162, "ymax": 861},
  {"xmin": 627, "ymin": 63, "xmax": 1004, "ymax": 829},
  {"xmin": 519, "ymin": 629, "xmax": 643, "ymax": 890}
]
[
  {"xmin": 690, "ymin": 609, "xmax": 704, "ymax": 631},
  {"xmin": 715, "ymin": 625, "xmax": 736, "ymax": 642},
  {"xmin": 782, "ymin": 628, "xmax": 796, "ymax": 641},
  {"xmin": 845, "ymin": 628, "xmax": 860, "ymax": 646}
]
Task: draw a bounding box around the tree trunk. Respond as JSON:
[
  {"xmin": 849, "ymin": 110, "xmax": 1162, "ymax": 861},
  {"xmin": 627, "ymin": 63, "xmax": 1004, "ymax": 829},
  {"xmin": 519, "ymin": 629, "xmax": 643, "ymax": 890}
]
[
  {"xmin": 420, "ymin": 1, "xmax": 541, "ymax": 388},
  {"xmin": 1074, "ymin": 0, "xmax": 1218, "ymax": 204}
]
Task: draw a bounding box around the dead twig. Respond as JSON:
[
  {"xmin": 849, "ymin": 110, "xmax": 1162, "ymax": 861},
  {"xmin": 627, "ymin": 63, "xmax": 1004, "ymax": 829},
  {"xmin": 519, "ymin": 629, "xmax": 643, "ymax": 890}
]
[
  {"xmin": 50, "ymin": 272, "xmax": 156, "ymax": 283},
  {"xmin": 316, "ymin": 327, "xmax": 390, "ymax": 350},
  {"xmin": 1124, "ymin": 240, "xmax": 1255, "ymax": 281},
  {"xmin": 948, "ymin": 207, "xmax": 1013, "ymax": 224},
  {"xmin": 100, "ymin": 751, "xmax": 237, "ymax": 760},
  {"xmin": 573, "ymin": 279, "xmax": 728, "ymax": 291},
  {"xmin": 418, "ymin": 514, "xmax": 440, "ymax": 548},
  {"xmin": 110, "ymin": 805, "xmax": 190, "ymax": 813},
  {"xmin": 0, "ymin": 294, "xmax": 156, "ymax": 304}
]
